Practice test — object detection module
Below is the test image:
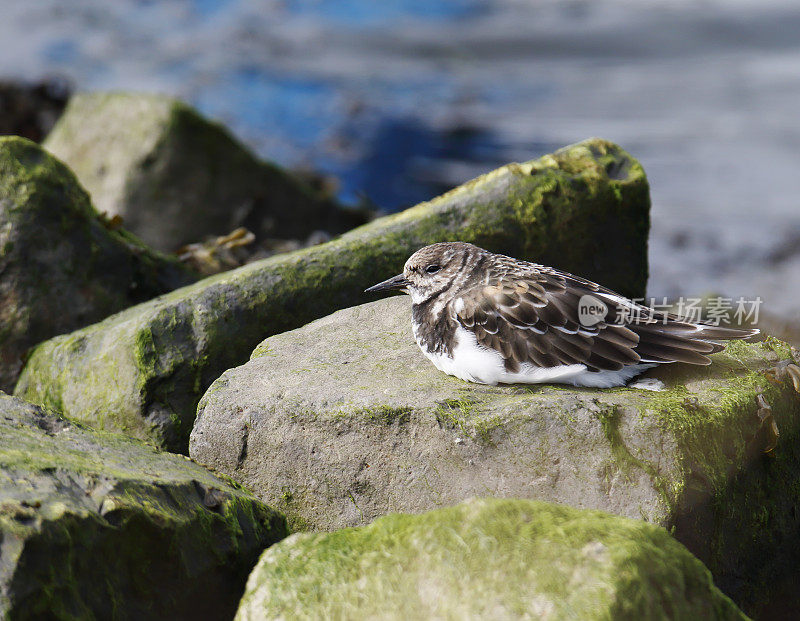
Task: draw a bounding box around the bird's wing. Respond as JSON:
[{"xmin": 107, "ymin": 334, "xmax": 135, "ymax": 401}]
[{"xmin": 450, "ymin": 261, "xmax": 745, "ymax": 372}]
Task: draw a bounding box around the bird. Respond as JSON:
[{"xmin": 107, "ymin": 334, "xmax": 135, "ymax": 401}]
[{"xmin": 365, "ymin": 242, "xmax": 759, "ymax": 388}]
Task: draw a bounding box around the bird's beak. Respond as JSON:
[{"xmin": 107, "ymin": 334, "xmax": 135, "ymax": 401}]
[{"xmin": 364, "ymin": 274, "xmax": 410, "ymax": 293}]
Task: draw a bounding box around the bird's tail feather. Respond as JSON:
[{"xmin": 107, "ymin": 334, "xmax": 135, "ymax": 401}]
[{"xmin": 628, "ymin": 320, "xmax": 759, "ymax": 366}]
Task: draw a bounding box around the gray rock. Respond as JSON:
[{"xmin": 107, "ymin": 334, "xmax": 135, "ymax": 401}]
[
  {"xmin": 191, "ymin": 295, "xmax": 800, "ymax": 614},
  {"xmin": 43, "ymin": 92, "xmax": 368, "ymax": 252},
  {"xmin": 0, "ymin": 136, "xmax": 196, "ymax": 392},
  {"xmin": 16, "ymin": 138, "xmax": 650, "ymax": 453},
  {"xmin": 0, "ymin": 392, "xmax": 287, "ymax": 620},
  {"xmin": 235, "ymin": 497, "xmax": 746, "ymax": 621}
]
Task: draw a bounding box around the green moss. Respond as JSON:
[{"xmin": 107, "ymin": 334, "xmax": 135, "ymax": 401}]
[
  {"xmin": 266, "ymin": 484, "xmax": 315, "ymax": 534},
  {"xmin": 596, "ymin": 404, "xmax": 645, "ymax": 475},
  {"xmin": 434, "ymin": 398, "xmax": 480, "ymax": 436},
  {"xmin": 4, "ymin": 494, "xmax": 285, "ymax": 620},
  {"xmin": 133, "ymin": 327, "xmax": 157, "ymax": 378},
  {"xmin": 284, "ymin": 511, "xmax": 312, "ymax": 534},
  {"xmin": 759, "ymin": 335, "xmax": 793, "ymax": 359},
  {"xmin": 356, "ymin": 405, "xmax": 413, "ymax": 425},
  {"xmin": 237, "ymin": 498, "xmax": 745, "ymax": 620},
  {"xmin": 593, "ymin": 403, "xmax": 676, "ymax": 517},
  {"xmin": 0, "ymin": 135, "xmax": 196, "ymax": 392},
  {"xmin": 250, "ymin": 342, "xmax": 274, "ymax": 359},
  {"xmin": 642, "ymin": 368, "xmax": 769, "ymax": 499},
  {"xmin": 0, "ymin": 393, "xmax": 288, "ymax": 619},
  {"xmin": 617, "ymin": 342, "xmax": 800, "ymax": 614},
  {"xmin": 430, "ymin": 397, "xmax": 509, "ymax": 444},
  {"xmin": 0, "ymin": 136, "xmax": 93, "ymax": 220}
]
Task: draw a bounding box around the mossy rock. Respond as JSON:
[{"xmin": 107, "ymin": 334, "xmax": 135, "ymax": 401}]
[
  {"xmin": 0, "ymin": 136, "xmax": 195, "ymax": 392},
  {"xmin": 190, "ymin": 296, "xmax": 800, "ymax": 615},
  {"xmin": 235, "ymin": 497, "xmax": 746, "ymax": 620},
  {"xmin": 43, "ymin": 92, "xmax": 368, "ymax": 252},
  {"xmin": 0, "ymin": 392, "xmax": 287, "ymax": 620},
  {"xmin": 16, "ymin": 138, "xmax": 650, "ymax": 453}
]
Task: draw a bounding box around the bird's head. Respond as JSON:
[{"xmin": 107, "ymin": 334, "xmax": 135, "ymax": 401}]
[{"xmin": 365, "ymin": 242, "xmax": 478, "ymax": 304}]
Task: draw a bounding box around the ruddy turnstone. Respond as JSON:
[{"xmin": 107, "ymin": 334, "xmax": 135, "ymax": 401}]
[{"xmin": 365, "ymin": 242, "xmax": 759, "ymax": 388}]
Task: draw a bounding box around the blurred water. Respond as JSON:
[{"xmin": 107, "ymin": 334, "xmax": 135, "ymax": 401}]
[{"xmin": 1, "ymin": 0, "xmax": 799, "ymax": 317}]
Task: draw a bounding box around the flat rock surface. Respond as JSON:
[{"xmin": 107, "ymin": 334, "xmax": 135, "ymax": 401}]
[
  {"xmin": 0, "ymin": 393, "xmax": 287, "ymax": 620},
  {"xmin": 235, "ymin": 497, "xmax": 746, "ymax": 620},
  {"xmin": 17, "ymin": 138, "xmax": 650, "ymax": 453},
  {"xmin": 191, "ymin": 295, "xmax": 800, "ymax": 614}
]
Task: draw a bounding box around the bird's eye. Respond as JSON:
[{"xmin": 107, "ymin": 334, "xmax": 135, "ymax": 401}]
[{"xmin": 425, "ymin": 264, "xmax": 441, "ymax": 274}]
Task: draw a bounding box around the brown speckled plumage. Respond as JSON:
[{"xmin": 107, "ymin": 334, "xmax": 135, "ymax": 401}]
[{"xmin": 368, "ymin": 242, "xmax": 759, "ymax": 382}]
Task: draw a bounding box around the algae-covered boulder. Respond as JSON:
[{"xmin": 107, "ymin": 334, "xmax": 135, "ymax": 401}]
[
  {"xmin": 236, "ymin": 497, "xmax": 745, "ymax": 620},
  {"xmin": 191, "ymin": 295, "xmax": 800, "ymax": 613},
  {"xmin": 44, "ymin": 92, "xmax": 368, "ymax": 252},
  {"xmin": 0, "ymin": 392, "xmax": 287, "ymax": 620},
  {"xmin": 0, "ymin": 136, "xmax": 195, "ymax": 392},
  {"xmin": 16, "ymin": 138, "xmax": 650, "ymax": 452}
]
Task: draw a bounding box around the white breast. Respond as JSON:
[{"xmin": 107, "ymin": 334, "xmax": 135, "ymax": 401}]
[{"xmin": 412, "ymin": 323, "xmax": 654, "ymax": 388}]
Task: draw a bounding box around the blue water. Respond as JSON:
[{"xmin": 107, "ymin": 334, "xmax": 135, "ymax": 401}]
[
  {"xmin": 191, "ymin": 0, "xmax": 236, "ymax": 18},
  {"xmin": 2, "ymin": 0, "xmax": 800, "ymax": 315},
  {"xmin": 278, "ymin": 0, "xmax": 482, "ymax": 25}
]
